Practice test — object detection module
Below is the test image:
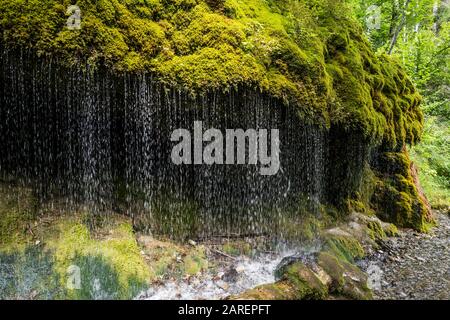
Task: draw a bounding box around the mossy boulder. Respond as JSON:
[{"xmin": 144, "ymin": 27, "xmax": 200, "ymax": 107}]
[
  {"xmin": 322, "ymin": 231, "xmax": 365, "ymax": 263},
  {"xmin": 230, "ymin": 281, "xmax": 301, "ymax": 300},
  {"xmin": 233, "ymin": 249, "xmax": 372, "ymax": 301},
  {"xmin": 47, "ymin": 217, "xmax": 151, "ymax": 299},
  {"xmin": 231, "ymin": 261, "xmax": 328, "ymax": 300},
  {"xmin": 317, "ymin": 252, "xmax": 372, "ymax": 300}
]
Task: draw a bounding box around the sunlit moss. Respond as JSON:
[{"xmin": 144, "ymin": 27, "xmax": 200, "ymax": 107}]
[
  {"xmin": 0, "ymin": 185, "xmax": 36, "ymax": 247},
  {"xmin": 47, "ymin": 217, "xmax": 151, "ymax": 299}
]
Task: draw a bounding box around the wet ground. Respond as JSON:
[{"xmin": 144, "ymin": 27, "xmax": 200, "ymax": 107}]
[
  {"xmin": 136, "ymin": 253, "xmax": 284, "ymax": 300},
  {"xmin": 139, "ymin": 212, "xmax": 450, "ymax": 300},
  {"xmin": 361, "ymin": 211, "xmax": 450, "ymax": 300}
]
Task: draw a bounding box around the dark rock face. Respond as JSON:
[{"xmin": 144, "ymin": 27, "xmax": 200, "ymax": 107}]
[
  {"xmin": 0, "ymin": 48, "xmax": 376, "ymax": 239},
  {"xmin": 0, "ymin": 0, "xmax": 432, "ymax": 238}
]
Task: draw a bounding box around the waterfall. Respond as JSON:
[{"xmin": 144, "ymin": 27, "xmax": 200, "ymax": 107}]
[{"xmin": 0, "ymin": 47, "xmax": 369, "ymax": 240}]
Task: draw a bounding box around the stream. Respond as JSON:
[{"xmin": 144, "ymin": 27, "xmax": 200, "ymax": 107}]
[{"xmin": 136, "ymin": 253, "xmax": 284, "ymax": 300}]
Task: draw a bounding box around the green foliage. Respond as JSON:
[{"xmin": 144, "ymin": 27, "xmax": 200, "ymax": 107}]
[
  {"xmin": 323, "ymin": 234, "xmax": 365, "ymax": 263},
  {"xmin": 410, "ymin": 117, "xmax": 450, "ymax": 210},
  {"xmin": 351, "ymin": 0, "xmax": 449, "ymax": 210}
]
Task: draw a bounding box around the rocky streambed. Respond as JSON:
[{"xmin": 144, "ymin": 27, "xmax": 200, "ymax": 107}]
[
  {"xmin": 360, "ymin": 211, "xmax": 450, "ymax": 300},
  {"xmin": 140, "ymin": 211, "xmax": 450, "ymax": 301}
]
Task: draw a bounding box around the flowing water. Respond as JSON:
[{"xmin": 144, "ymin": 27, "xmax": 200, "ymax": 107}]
[
  {"xmin": 0, "ymin": 47, "xmax": 370, "ymax": 240},
  {"xmin": 136, "ymin": 243, "xmax": 324, "ymax": 300},
  {"xmin": 137, "ymin": 253, "xmax": 285, "ymax": 300}
]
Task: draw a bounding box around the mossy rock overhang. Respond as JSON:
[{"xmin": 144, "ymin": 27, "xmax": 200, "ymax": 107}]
[
  {"xmin": 0, "ymin": 0, "xmax": 432, "ymax": 234},
  {"xmin": 0, "ymin": 0, "xmax": 423, "ymax": 148}
]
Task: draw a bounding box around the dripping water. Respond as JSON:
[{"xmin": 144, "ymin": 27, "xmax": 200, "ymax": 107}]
[{"xmin": 0, "ymin": 47, "xmax": 370, "ymax": 240}]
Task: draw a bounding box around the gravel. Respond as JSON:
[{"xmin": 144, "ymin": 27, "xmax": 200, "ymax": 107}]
[{"xmin": 360, "ymin": 212, "xmax": 450, "ymax": 300}]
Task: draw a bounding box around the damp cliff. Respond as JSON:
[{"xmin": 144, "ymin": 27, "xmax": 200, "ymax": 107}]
[{"xmin": 0, "ymin": 0, "xmax": 432, "ymax": 240}]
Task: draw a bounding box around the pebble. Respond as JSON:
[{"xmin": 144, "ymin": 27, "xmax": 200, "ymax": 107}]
[{"xmin": 363, "ymin": 212, "xmax": 450, "ymax": 300}]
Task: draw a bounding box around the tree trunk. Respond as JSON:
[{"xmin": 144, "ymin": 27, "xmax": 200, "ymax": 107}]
[{"xmin": 388, "ymin": 0, "xmax": 412, "ymax": 54}]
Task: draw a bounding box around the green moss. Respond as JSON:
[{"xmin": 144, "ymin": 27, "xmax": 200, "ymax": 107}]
[
  {"xmin": 0, "ymin": 0, "xmax": 424, "ymax": 145},
  {"xmin": 0, "ymin": 185, "xmax": 37, "ymax": 247},
  {"xmin": 366, "ymin": 220, "xmax": 386, "ymax": 241},
  {"xmin": 222, "ymin": 240, "xmax": 252, "ymax": 257},
  {"xmin": 183, "ymin": 247, "xmax": 208, "ymax": 275},
  {"xmin": 48, "ymin": 217, "xmax": 151, "ymax": 299},
  {"xmin": 339, "ymin": 260, "xmax": 372, "ymax": 300},
  {"xmin": 278, "ymin": 262, "xmax": 328, "ymax": 300},
  {"xmin": 137, "ymin": 236, "xmax": 210, "ymax": 280},
  {"xmin": 371, "ymin": 150, "xmax": 432, "ymax": 232},
  {"xmin": 383, "ymin": 223, "xmax": 399, "ymax": 237},
  {"xmin": 236, "ymin": 251, "xmax": 372, "ymax": 300},
  {"xmin": 0, "ymin": 246, "xmax": 63, "ymax": 299},
  {"xmin": 323, "ymin": 234, "xmax": 365, "ymax": 263},
  {"xmin": 229, "ymin": 281, "xmax": 298, "ymax": 300},
  {"xmin": 317, "ymin": 252, "xmax": 345, "ymax": 292},
  {"xmin": 317, "ymin": 251, "xmax": 372, "ymax": 300},
  {"xmin": 277, "ymin": 200, "xmax": 338, "ymax": 243}
]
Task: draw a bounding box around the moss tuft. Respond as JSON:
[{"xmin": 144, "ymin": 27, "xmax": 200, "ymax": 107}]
[
  {"xmin": 323, "ymin": 234, "xmax": 365, "ymax": 263},
  {"xmin": 366, "ymin": 220, "xmax": 386, "ymax": 240}
]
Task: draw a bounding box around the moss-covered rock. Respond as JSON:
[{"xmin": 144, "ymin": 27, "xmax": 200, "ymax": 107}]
[
  {"xmin": 231, "ymin": 261, "xmax": 328, "ymax": 300},
  {"xmin": 47, "ymin": 216, "xmax": 151, "ymax": 299},
  {"xmin": 0, "ymin": 0, "xmax": 424, "ymax": 146},
  {"xmin": 317, "ymin": 252, "xmax": 345, "ymax": 292},
  {"xmin": 371, "ymin": 149, "xmax": 433, "ymax": 232},
  {"xmin": 233, "ymin": 248, "xmax": 372, "ymax": 301},
  {"xmin": 317, "ymin": 251, "xmax": 372, "ymax": 300},
  {"xmin": 230, "ymin": 281, "xmax": 300, "ymax": 300},
  {"xmin": 276, "ymin": 261, "xmax": 329, "ymax": 299},
  {"xmin": 366, "ymin": 220, "xmax": 386, "ymax": 241},
  {"xmin": 322, "ymin": 231, "xmax": 365, "ymax": 263}
]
